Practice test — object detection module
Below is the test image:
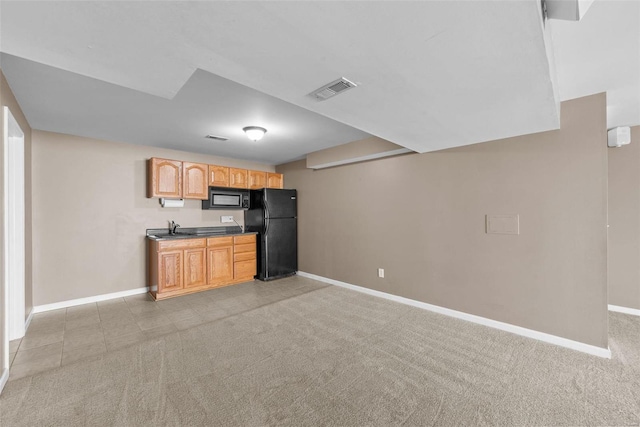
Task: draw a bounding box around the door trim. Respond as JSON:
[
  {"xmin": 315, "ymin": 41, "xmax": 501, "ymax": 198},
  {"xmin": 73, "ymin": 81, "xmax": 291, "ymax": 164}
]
[{"xmin": 2, "ymin": 106, "xmax": 26, "ymax": 394}]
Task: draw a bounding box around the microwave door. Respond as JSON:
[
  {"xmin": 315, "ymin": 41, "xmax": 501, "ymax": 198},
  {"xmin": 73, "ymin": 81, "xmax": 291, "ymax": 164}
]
[{"xmin": 212, "ymin": 193, "xmax": 240, "ymax": 208}]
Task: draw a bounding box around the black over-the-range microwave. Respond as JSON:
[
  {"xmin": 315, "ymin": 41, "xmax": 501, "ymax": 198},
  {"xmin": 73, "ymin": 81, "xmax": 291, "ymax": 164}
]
[{"xmin": 202, "ymin": 187, "xmax": 250, "ymax": 210}]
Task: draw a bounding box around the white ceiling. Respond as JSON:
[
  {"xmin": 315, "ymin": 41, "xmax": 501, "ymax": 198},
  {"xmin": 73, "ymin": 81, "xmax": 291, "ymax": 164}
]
[
  {"xmin": 0, "ymin": 54, "xmax": 370, "ymax": 165},
  {"xmin": 548, "ymin": 0, "xmax": 640, "ymax": 129},
  {"xmin": 0, "ymin": 1, "xmax": 637, "ymax": 165}
]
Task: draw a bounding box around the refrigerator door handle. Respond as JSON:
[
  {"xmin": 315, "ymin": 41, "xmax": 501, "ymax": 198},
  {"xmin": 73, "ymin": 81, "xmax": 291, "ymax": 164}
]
[
  {"xmin": 263, "ymin": 195, "xmax": 271, "ymax": 220},
  {"xmin": 263, "ymin": 195, "xmax": 271, "ymax": 235}
]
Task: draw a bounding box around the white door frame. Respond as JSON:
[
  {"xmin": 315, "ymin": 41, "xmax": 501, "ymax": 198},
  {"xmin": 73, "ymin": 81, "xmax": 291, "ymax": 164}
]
[{"xmin": 1, "ymin": 106, "xmax": 26, "ymax": 393}]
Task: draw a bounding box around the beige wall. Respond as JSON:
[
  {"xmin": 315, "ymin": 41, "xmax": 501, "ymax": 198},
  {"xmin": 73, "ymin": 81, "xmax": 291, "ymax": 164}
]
[
  {"xmin": 608, "ymin": 126, "xmax": 640, "ymax": 310},
  {"xmin": 32, "ymin": 130, "xmax": 274, "ymax": 306},
  {"xmin": 278, "ymin": 93, "xmax": 609, "ymax": 348},
  {"xmin": 1, "ymin": 69, "xmax": 33, "ymax": 365}
]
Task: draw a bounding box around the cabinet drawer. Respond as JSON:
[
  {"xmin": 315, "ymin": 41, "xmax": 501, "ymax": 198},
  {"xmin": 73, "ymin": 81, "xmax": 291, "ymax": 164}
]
[
  {"xmin": 207, "ymin": 237, "xmax": 234, "ymax": 247},
  {"xmin": 234, "ymin": 251, "xmax": 256, "ymax": 262},
  {"xmin": 234, "ymin": 259, "xmax": 256, "ymax": 280},
  {"xmin": 234, "ymin": 243, "xmax": 256, "ymax": 254},
  {"xmin": 158, "ymin": 238, "xmax": 205, "ymax": 251},
  {"xmin": 234, "ymin": 234, "xmax": 256, "ymax": 245}
]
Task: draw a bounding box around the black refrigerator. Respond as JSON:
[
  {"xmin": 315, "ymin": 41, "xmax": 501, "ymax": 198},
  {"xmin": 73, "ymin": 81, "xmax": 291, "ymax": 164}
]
[{"xmin": 244, "ymin": 188, "xmax": 297, "ymax": 281}]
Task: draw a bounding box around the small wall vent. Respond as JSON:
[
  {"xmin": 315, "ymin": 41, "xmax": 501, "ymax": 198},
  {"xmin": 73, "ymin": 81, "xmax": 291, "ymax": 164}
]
[
  {"xmin": 310, "ymin": 77, "xmax": 357, "ymax": 101},
  {"xmin": 205, "ymin": 135, "xmax": 229, "ymax": 141}
]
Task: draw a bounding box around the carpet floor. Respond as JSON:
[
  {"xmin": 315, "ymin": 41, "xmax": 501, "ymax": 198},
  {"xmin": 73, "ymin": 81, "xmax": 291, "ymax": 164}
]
[{"xmin": 1, "ymin": 275, "xmax": 639, "ymax": 426}]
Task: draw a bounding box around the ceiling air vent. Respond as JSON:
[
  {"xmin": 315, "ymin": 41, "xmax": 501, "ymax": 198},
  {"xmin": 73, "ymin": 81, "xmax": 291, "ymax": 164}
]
[
  {"xmin": 310, "ymin": 77, "xmax": 357, "ymax": 101},
  {"xmin": 205, "ymin": 134, "xmax": 229, "ymax": 142}
]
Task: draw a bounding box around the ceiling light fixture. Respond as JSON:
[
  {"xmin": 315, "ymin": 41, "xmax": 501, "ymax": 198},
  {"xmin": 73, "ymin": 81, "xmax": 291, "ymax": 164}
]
[{"xmin": 243, "ymin": 126, "xmax": 267, "ymax": 142}]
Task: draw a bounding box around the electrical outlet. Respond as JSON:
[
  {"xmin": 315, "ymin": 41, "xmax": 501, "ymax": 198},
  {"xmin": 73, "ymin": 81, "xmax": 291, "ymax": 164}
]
[
  {"xmin": 221, "ymin": 216, "xmax": 234, "ymax": 223},
  {"xmin": 378, "ymin": 268, "xmax": 384, "ymax": 278}
]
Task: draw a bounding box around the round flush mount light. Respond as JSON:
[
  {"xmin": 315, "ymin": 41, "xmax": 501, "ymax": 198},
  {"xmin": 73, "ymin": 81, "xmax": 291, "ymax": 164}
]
[{"xmin": 243, "ymin": 126, "xmax": 267, "ymax": 142}]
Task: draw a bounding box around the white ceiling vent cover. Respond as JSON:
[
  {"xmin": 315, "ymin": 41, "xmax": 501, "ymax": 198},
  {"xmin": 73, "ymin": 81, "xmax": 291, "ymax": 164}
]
[
  {"xmin": 310, "ymin": 77, "xmax": 357, "ymax": 101},
  {"xmin": 205, "ymin": 134, "xmax": 229, "ymax": 141}
]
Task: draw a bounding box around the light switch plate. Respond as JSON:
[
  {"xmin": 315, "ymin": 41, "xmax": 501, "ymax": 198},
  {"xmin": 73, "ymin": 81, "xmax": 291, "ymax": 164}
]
[
  {"xmin": 378, "ymin": 268, "xmax": 385, "ymax": 278},
  {"xmin": 486, "ymin": 214, "xmax": 519, "ymax": 235},
  {"xmin": 221, "ymin": 216, "xmax": 234, "ymax": 223}
]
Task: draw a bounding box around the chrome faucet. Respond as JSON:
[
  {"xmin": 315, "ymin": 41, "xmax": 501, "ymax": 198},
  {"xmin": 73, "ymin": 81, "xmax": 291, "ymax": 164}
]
[{"xmin": 169, "ymin": 220, "xmax": 180, "ymax": 235}]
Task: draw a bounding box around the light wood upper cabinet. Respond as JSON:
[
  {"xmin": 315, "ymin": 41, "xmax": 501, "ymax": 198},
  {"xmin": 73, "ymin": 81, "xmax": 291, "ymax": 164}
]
[
  {"xmin": 148, "ymin": 158, "xmax": 182, "ymax": 198},
  {"xmin": 184, "ymin": 248, "xmax": 207, "ymax": 289},
  {"xmin": 229, "ymin": 168, "xmax": 248, "ymax": 189},
  {"xmin": 183, "ymin": 162, "xmax": 208, "ymax": 200},
  {"xmin": 149, "ymin": 158, "xmax": 285, "ymax": 197},
  {"xmin": 267, "ymin": 173, "xmax": 284, "ymax": 189},
  {"xmin": 248, "ymin": 170, "xmax": 267, "ymax": 190},
  {"xmin": 209, "ymin": 165, "xmax": 230, "ymax": 187},
  {"xmin": 158, "ymin": 250, "xmax": 183, "ymax": 294}
]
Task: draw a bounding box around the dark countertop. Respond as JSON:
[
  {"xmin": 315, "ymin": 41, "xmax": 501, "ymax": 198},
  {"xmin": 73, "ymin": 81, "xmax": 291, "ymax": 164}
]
[{"xmin": 146, "ymin": 226, "xmax": 258, "ymax": 241}]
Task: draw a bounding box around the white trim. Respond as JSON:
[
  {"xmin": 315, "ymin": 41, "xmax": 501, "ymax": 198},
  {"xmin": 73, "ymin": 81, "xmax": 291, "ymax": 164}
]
[
  {"xmin": 298, "ymin": 271, "xmax": 612, "ymax": 359},
  {"xmin": 4, "ymin": 107, "xmax": 26, "ymax": 341},
  {"xmin": 24, "ymin": 309, "xmax": 34, "ymax": 333},
  {"xmin": 1, "ymin": 110, "xmax": 7, "ymax": 391},
  {"xmin": 309, "ymin": 148, "xmax": 412, "ymax": 169},
  {"xmin": 0, "ymin": 368, "xmax": 8, "ymax": 395},
  {"xmin": 608, "ymin": 304, "xmax": 640, "ymax": 317},
  {"xmin": 33, "ymin": 287, "xmax": 150, "ymax": 314}
]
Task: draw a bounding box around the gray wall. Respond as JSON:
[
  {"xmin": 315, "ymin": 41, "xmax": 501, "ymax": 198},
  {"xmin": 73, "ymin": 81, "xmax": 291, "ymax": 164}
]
[
  {"xmin": 31, "ymin": 130, "xmax": 274, "ymax": 306},
  {"xmin": 608, "ymin": 126, "xmax": 640, "ymax": 310},
  {"xmin": 278, "ymin": 93, "xmax": 609, "ymax": 349}
]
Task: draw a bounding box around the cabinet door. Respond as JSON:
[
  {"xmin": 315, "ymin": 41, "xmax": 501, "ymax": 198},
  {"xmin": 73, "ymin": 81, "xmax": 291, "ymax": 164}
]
[
  {"xmin": 207, "ymin": 246, "xmax": 233, "ymax": 286},
  {"xmin": 234, "ymin": 259, "xmax": 256, "ymax": 281},
  {"xmin": 209, "ymin": 165, "xmax": 230, "ymax": 187},
  {"xmin": 184, "ymin": 248, "xmax": 207, "ymax": 288},
  {"xmin": 267, "ymin": 173, "xmax": 284, "ymax": 189},
  {"xmin": 248, "ymin": 170, "xmax": 267, "ymax": 190},
  {"xmin": 148, "ymin": 158, "xmax": 182, "ymax": 198},
  {"xmin": 229, "ymin": 168, "xmax": 248, "ymax": 189},
  {"xmin": 183, "ymin": 162, "xmax": 208, "ymax": 200},
  {"xmin": 158, "ymin": 250, "xmax": 183, "ymax": 294}
]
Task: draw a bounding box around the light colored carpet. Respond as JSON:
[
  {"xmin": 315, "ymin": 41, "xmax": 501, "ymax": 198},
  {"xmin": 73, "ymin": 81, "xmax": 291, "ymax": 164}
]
[{"xmin": 1, "ymin": 275, "xmax": 639, "ymax": 426}]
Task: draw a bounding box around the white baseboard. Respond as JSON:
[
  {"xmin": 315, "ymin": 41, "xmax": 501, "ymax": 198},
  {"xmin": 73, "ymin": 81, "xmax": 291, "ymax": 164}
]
[
  {"xmin": 0, "ymin": 368, "xmax": 8, "ymax": 395},
  {"xmin": 32, "ymin": 287, "xmax": 149, "ymax": 314},
  {"xmin": 24, "ymin": 309, "xmax": 34, "ymax": 333},
  {"xmin": 608, "ymin": 304, "xmax": 640, "ymax": 317},
  {"xmin": 298, "ymin": 271, "xmax": 612, "ymax": 359}
]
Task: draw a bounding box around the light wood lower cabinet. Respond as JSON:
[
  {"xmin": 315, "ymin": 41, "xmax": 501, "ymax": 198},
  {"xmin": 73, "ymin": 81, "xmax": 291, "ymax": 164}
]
[
  {"xmin": 207, "ymin": 246, "xmax": 233, "ymax": 286},
  {"xmin": 149, "ymin": 234, "xmax": 257, "ymax": 300},
  {"xmin": 234, "ymin": 235, "xmax": 257, "ymax": 282},
  {"xmin": 158, "ymin": 250, "xmax": 183, "ymax": 294},
  {"xmin": 184, "ymin": 248, "xmax": 207, "ymax": 288}
]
